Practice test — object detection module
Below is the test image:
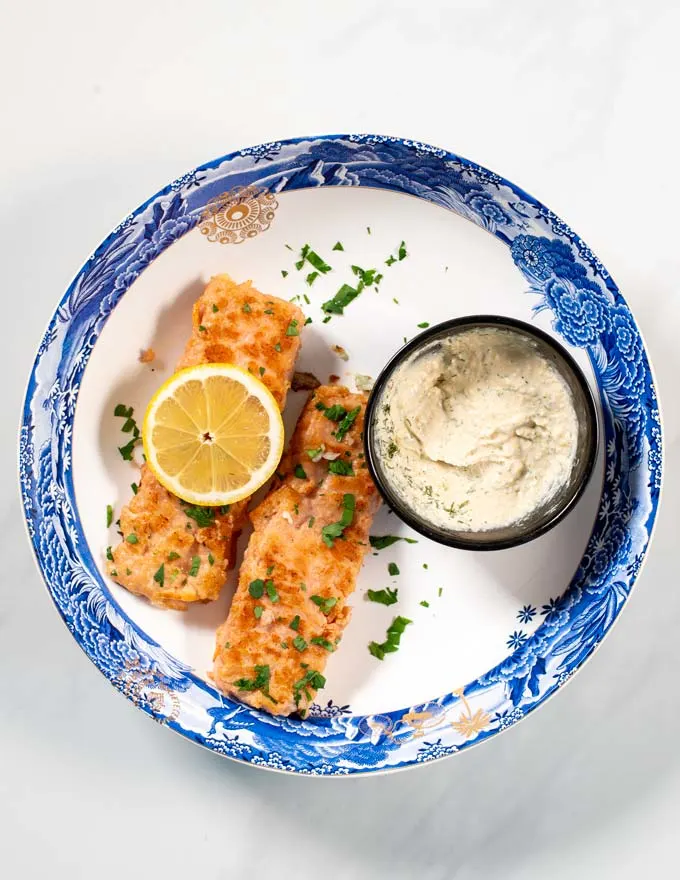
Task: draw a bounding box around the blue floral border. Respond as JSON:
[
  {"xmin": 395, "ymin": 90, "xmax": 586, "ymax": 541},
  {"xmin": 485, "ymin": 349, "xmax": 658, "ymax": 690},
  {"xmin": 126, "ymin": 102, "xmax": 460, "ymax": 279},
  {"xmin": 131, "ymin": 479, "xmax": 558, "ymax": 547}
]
[{"xmin": 19, "ymin": 134, "xmax": 662, "ymax": 774}]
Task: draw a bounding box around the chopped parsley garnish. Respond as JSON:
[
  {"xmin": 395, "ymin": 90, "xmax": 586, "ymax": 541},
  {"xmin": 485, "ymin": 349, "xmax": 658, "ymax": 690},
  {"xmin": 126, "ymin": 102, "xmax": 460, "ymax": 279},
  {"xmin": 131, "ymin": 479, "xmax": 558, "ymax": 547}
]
[
  {"xmin": 369, "ymin": 535, "xmax": 418, "ymax": 550},
  {"xmin": 234, "ymin": 664, "xmax": 276, "ymax": 703},
  {"xmin": 321, "ymin": 493, "xmax": 355, "ymax": 547},
  {"xmin": 438, "ymin": 587, "xmax": 443, "ymax": 597},
  {"xmin": 293, "ymin": 668, "xmax": 326, "ymax": 706},
  {"xmin": 334, "ymin": 406, "xmax": 360, "ymax": 441},
  {"xmin": 310, "ymin": 637, "xmax": 334, "ymax": 651},
  {"xmin": 106, "ymin": 505, "xmax": 113, "ymax": 528},
  {"xmin": 332, "ymin": 241, "xmax": 344, "ymax": 251},
  {"xmin": 294, "ymin": 464, "xmax": 307, "ymax": 479},
  {"xmin": 219, "ymin": 504, "xmax": 231, "ymax": 514},
  {"xmin": 265, "ymin": 579, "xmax": 279, "ymax": 602},
  {"xmin": 290, "ymin": 615, "xmax": 301, "ymax": 631},
  {"xmin": 310, "ymin": 594, "xmax": 338, "ymax": 615},
  {"xmin": 125, "ymin": 534, "xmax": 138, "ymax": 544},
  {"xmin": 254, "ymin": 605, "xmax": 264, "ymax": 619},
  {"xmin": 323, "ymin": 404, "xmax": 347, "ymax": 421},
  {"xmin": 420, "ymin": 600, "xmax": 430, "ymax": 608},
  {"xmin": 387, "ymin": 441, "xmax": 398, "ymax": 458},
  {"xmin": 286, "ymin": 319, "xmax": 300, "ymax": 336},
  {"xmin": 266, "ymin": 564, "xmax": 274, "ymax": 575},
  {"xmin": 423, "ymin": 563, "xmax": 428, "ymax": 570},
  {"xmin": 281, "ymin": 641, "xmax": 289, "ymax": 649},
  {"xmin": 274, "ymin": 342, "xmax": 282, "ymax": 352},
  {"xmin": 198, "ymin": 324, "xmax": 207, "ymax": 332},
  {"xmin": 367, "ymin": 587, "xmax": 398, "ymax": 606},
  {"xmin": 189, "ymin": 556, "xmax": 200, "ymax": 576},
  {"xmin": 307, "ymin": 517, "xmax": 315, "ymax": 528},
  {"xmin": 130, "ymin": 482, "xmax": 138, "ymax": 495},
  {"xmin": 292, "ymin": 635, "xmax": 307, "ymax": 652},
  {"xmin": 367, "ymin": 226, "xmax": 371, "ymax": 234},
  {"xmin": 398, "ymin": 241, "xmax": 407, "ymax": 260},
  {"xmin": 208, "ymin": 553, "xmax": 215, "ymax": 566},
  {"xmin": 182, "ymin": 504, "xmax": 216, "ymax": 528},
  {"xmin": 417, "ymin": 321, "xmax": 430, "ymax": 329},
  {"xmin": 114, "ymin": 404, "xmax": 132, "ymax": 418},
  {"xmin": 303, "ymin": 293, "xmax": 311, "ymax": 305},
  {"xmin": 167, "ymin": 551, "xmax": 180, "ymax": 561},
  {"xmin": 388, "ymin": 562, "xmax": 400, "ymax": 576},
  {"xmin": 320, "ymin": 521, "xmax": 344, "ymax": 547},
  {"xmin": 322, "ymin": 282, "xmax": 362, "ymax": 316},
  {"xmin": 351, "ymin": 265, "xmax": 381, "ymax": 287},
  {"xmin": 281, "ymin": 270, "xmax": 288, "ymax": 278},
  {"xmin": 242, "ymin": 302, "xmax": 252, "ymax": 313},
  {"xmin": 110, "ymin": 569, "xmax": 118, "ymax": 577},
  {"xmin": 385, "ymin": 255, "xmax": 396, "ymax": 267},
  {"xmin": 153, "ymin": 564, "xmax": 165, "ymax": 587},
  {"xmin": 368, "ymin": 616, "xmax": 412, "ymax": 660},
  {"xmin": 212, "ymin": 303, "xmax": 219, "ymax": 312},
  {"xmin": 259, "ymin": 366, "xmax": 265, "ymax": 376},
  {"xmin": 306, "ymin": 250, "xmax": 331, "ymax": 273},
  {"xmin": 306, "ymin": 271, "xmax": 319, "ymax": 286},
  {"xmin": 263, "ymin": 308, "xmax": 274, "ymax": 315},
  {"xmin": 328, "ymin": 459, "xmax": 354, "ymax": 476},
  {"xmin": 106, "ymin": 546, "xmax": 114, "ymax": 562},
  {"xmin": 118, "ymin": 437, "xmax": 139, "ymax": 461},
  {"xmin": 249, "ymin": 579, "xmax": 265, "ymax": 599}
]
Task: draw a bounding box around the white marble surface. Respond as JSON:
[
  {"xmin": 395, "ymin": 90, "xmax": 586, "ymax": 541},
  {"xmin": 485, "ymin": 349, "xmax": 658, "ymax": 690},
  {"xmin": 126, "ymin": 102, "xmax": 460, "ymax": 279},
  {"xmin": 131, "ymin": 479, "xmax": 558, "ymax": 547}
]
[{"xmin": 2, "ymin": 1, "xmax": 678, "ymax": 877}]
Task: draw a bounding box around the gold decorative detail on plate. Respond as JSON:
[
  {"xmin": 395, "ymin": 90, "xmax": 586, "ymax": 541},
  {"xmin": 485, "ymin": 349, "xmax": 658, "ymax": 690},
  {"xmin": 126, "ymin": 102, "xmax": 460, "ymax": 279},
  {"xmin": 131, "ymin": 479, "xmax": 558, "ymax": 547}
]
[
  {"xmin": 199, "ymin": 185, "xmax": 278, "ymax": 244},
  {"xmin": 450, "ymin": 690, "xmax": 490, "ymax": 739},
  {"xmin": 400, "ymin": 709, "xmax": 442, "ymax": 738},
  {"xmin": 112, "ymin": 660, "xmax": 180, "ymax": 725}
]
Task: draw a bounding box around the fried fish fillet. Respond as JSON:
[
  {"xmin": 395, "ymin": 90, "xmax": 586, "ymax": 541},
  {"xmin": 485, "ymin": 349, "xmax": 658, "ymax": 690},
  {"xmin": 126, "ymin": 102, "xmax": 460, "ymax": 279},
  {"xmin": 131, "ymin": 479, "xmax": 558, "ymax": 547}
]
[
  {"xmin": 212, "ymin": 386, "xmax": 381, "ymax": 715},
  {"xmin": 108, "ymin": 275, "xmax": 304, "ymax": 611}
]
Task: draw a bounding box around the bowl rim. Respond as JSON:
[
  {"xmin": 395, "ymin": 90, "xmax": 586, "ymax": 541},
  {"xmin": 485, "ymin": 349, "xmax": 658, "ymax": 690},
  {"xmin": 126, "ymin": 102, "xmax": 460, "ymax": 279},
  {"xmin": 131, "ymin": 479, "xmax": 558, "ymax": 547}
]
[{"xmin": 363, "ymin": 314, "xmax": 599, "ymax": 551}]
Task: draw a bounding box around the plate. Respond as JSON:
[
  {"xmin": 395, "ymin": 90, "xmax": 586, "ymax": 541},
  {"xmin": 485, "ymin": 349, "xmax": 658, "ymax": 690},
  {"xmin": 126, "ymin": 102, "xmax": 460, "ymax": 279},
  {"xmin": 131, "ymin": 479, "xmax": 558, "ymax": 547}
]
[{"xmin": 19, "ymin": 135, "xmax": 662, "ymax": 775}]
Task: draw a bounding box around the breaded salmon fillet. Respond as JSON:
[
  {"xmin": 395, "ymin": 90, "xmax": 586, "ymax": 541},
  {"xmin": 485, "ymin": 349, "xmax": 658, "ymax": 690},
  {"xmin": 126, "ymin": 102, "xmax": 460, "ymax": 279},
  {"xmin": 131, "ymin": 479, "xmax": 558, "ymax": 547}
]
[
  {"xmin": 212, "ymin": 386, "xmax": 381, "ymax": 715},
  {"xmin": 108, "ymin": 275, "xmax": 304, "ymax": 611}
]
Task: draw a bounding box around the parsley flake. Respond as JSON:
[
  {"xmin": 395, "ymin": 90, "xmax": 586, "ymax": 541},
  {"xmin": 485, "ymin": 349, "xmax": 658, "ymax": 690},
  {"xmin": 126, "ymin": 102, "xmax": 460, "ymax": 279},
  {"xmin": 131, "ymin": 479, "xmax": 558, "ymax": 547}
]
[
  {"xmin": 286, "ymin": 319, "xmax": 300, "ymax": 337},
  {"xmin": 388, "ymin": 562, "xmax": 400, "ymax": 576},
  {"xmin": 249, "ymin": 579, "xmax": 265, "ymax": 599},
  {"xmin": 189, "ymin": 556, "xmax": 200, "ymax": 576},
  {"xmin": 294, "ymin": 464, "xmax": 307, "ymax": 479},
  {"xmin": 106, "ymin": 505, "xmax": 113, "ymax": 528},
  {"xmin": 290, "ymin": 615, "xmax": 301, "ymax": 631},
  {"xmin": 328, "ymin": 459, "xmax": 354, "ymax": 476},
  {"xmin": 310, "ymin": 637, "xmax": 334, "ymax": 651},
  {"xmin": 368, "ymin": 616, "xmax": 412, "ymax": 660},
  {"xmin": 293, "ymin": 635, "xmax": 307, "ymax": 652},
  {"xmin": 367, "ymin": 588, "xmax": 398, "ymax": 606},
  {"xmin": 335, "ymin": 406, "xmax": 360, "ymax": 441},
  {"xmin": 310, "ymin": 595, "xmax": 338, "ymax": 615},
  {"xmin": 182, "ymin": 504, "xmax": 216, "ymax": 528},
  {"xmin": 125, "ymin": 534, "xmax": 138, "ymax": 544},
  {"xmin": 153, "ymin": 564, "xmax": 165, "ymax": 587}
]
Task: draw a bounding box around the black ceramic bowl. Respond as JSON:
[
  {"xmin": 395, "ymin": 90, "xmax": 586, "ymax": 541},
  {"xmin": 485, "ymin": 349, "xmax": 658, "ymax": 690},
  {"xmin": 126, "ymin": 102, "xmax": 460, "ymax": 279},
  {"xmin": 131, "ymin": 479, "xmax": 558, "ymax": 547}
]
[{"xmin": 364, "ymin": 315, "xmax": 598, "ymax": 551}]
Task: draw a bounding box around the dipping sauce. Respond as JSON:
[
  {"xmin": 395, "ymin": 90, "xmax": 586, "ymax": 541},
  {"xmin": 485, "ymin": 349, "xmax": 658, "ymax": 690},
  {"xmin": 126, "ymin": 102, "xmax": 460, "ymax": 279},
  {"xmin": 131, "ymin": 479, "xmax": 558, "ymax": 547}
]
[{"xmin": 373, "ymin": 327, "xmax": 579, "ymax": 532}]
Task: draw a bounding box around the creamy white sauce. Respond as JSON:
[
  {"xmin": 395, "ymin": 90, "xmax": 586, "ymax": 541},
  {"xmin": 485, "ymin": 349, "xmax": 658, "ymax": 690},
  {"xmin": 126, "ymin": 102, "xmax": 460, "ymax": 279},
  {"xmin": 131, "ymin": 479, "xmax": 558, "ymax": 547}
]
[{"xmin": 374, "ymin": 328, "xmax": 579, "ymax": 532}]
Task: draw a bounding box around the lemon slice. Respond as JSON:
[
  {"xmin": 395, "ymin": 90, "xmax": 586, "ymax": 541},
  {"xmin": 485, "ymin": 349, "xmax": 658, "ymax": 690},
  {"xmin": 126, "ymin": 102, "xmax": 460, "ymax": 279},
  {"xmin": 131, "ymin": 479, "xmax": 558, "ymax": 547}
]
[{"xmin": 142, "ymin": 364, "xmax": 285, "ymax": 506}]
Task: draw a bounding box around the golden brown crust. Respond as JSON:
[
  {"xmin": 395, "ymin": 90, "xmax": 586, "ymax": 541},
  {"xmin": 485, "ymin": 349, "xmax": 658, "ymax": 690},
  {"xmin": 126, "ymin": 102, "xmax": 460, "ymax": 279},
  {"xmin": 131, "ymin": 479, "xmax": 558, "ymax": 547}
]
[
  {"xmin": 109, "ymin": 275, "xmax": 304, "ymax": 610},
  {"xmin": 212, "ymin": 386, "xmax": 380, "ymax": 715}
]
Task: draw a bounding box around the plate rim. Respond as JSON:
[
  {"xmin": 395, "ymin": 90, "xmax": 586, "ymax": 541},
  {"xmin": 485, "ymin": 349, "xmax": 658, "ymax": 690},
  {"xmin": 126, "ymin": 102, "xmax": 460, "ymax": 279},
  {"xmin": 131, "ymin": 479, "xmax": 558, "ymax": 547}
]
[{"xmin": 18, "ymin": 133, "xmax": 663, "ymax": 775}]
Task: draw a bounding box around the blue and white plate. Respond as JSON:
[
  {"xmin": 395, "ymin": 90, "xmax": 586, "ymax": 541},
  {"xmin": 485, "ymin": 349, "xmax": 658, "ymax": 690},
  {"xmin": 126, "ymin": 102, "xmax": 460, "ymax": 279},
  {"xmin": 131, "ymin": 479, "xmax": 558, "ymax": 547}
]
[{"xmin": 20, "ymin": 135, "xmax": 662, "ymax": 775}]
